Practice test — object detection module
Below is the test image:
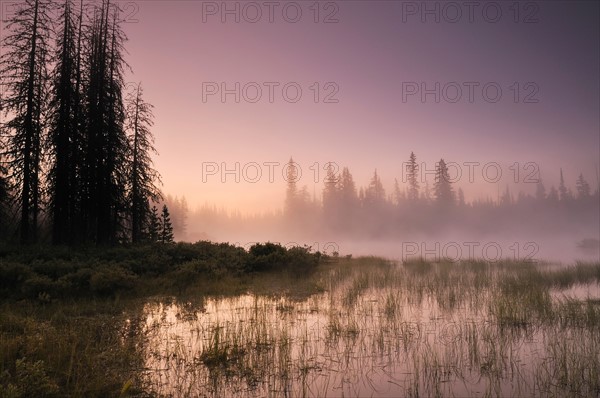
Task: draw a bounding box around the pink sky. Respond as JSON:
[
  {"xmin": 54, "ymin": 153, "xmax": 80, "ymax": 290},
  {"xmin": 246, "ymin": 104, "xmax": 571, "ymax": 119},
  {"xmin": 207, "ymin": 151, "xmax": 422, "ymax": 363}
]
[{"xmin": 4, "ymin": 1, "xmax": 598, "ymax": 214}]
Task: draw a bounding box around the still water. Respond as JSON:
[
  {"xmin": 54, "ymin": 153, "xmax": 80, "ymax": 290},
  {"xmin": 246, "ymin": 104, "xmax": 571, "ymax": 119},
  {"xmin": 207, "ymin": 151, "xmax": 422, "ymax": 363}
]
[{"xmin": 136, "ymin": 260, "xmax": 600, "ymax": 397}]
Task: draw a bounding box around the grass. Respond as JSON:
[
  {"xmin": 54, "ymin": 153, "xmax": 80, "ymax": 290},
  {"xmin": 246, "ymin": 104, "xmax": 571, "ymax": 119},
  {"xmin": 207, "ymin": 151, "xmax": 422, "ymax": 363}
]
[
  {"xmin": 0, "ymin": 299, "xmax": 145, "ymax": 397},
  {"xmin": 1, "ymin": 248, "xmax": 599, "ymax": 397}
]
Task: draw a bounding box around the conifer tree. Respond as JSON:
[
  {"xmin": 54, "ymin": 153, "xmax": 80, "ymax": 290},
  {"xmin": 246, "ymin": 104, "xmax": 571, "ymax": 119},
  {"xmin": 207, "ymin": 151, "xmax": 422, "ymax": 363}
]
[
  {"xmin": 576, "ymin": 173, "xmax": 591, "ymax": 200},
  {"xmin": 433, "ymin": 159, "xmax": 454, "ymax": 206},
  {"xmin": 322, "ymin": 162, "xmax": 339, "ymax": 223},
  {"xmin": 558, "ymin": 168, "xmax": 569, "ymax": 202},
  {"xmin": 0, "ymin": 0, "xmax": 52, "ymax": 243},
  {"xmin": 48, "ymin": 0, "xmax": 83, "ymax": 244},
  {"xmin": 147, "ymin": 204, "xmax": 160, "ymax": 243},
  {"xmin": 126, "ymin": 83, "xmax": 161, "ymax": 243},
  {"xmin": 407, "ymin": 152, "xmax": 420, "ymax": 202},
  {"xmin": 82, "ymin": 0, "xmax": 129, "ymax": 244},
  {"xmin": 365, "ymin": 169, "xmax": 386, "ymax": 206},
  {"xmin": 160, "ymin": 205, "xmax": 174, "ymax": 243}
]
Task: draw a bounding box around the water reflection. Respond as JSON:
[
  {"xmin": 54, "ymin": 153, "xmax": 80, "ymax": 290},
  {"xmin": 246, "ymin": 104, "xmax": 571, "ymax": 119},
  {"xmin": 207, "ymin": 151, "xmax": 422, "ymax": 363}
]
[{"xmin": 139, "ymin": 261, "xmax": 600, "ymax": 397}]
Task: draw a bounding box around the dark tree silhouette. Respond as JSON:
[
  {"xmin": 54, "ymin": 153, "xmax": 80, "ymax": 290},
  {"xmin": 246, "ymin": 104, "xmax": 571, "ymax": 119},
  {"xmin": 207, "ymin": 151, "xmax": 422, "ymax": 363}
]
[
  {"xmin": 160, "ymin": 205, "xmax": 174, "ymax": 243},
  {"xmin": 407, "ymin": 152, "xmax": 419, "ymax": 202},
  {"xmin": 126, "ymin": 83, "xmax": 161, "ymax": 243},
  {"xmin": 0, "ymin": 161, "xmax": 9, "ymax": 238},
  {"xmin": 162, "ymin": 195, "xmax": 189, "ymax": 240},
  {"xmin": 338, "ymin": 167, "xmax": 357, "ymax": 206},
  {"xmin": 365, "ymin": 169, "xmax": 385, "ymax": 206},
  {"xmin": 81, "ymin": 0, "xmax": 129, "ymax": 244},
  {"xmin": 147, "ymin": 204, "xmax": 160, "ymax": 243},
  {"xmin": 558, "ymin": 168, "xmax": 570, "ymax": 202},
  {"xmin": 433, "ymin": 159, "xmax": 454, "ymax": 206},
  {"xmin": 322, "ymin": 162, "xmax": 338, "ymax": 224},
  {"xmin": 336, "ymin": 167, "xmax": 357, "ymax": 228},
  {"xmin": 0, "ymin": 0, "xmax": 52, "ymax": 243},
  {"xmin": 48, "ymin": 0, "xmax": 83, "ymax": 245},
  {"xmin": 0, "ymin": 0, "xmax": 163, "ymax": 247},
  {"xmin": 576, "ymin": 173, "xmax": 591, "ymax": 200}
]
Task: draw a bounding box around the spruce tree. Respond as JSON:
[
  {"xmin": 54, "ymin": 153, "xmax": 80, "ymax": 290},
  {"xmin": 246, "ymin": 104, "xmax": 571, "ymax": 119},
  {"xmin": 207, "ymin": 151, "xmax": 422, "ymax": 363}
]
[
  {"xmin": 433, "ymin": 159, "xmax": 454, "ymax": 206},
  {"xmin": 48, "ymin": 0, "xmax": 83, "ymax": 245},
  {"xmin": 0, "ymin": 0, "xmax": 52, "ymax": 243},
  {"xmin": 337, "ymin": 167, "xmax": 357, "ymax": 225},
  {"xmin": 322, "ymin": 163, "xmax": 339, "ymax": 224},
  {"xmin": 160, "ymin": 205, "xmax": 174, "ymax": 243},
  {"xmin": 558, "ymin": 168, "xmax": 569, "ymax": 202},
  {"xmin": 365, "ymin": 169, "xmax": 385, "ymax": 206},
  {"xmin": 126, "ymin": 83, "xmax": 161, "ymax": 243},
  {"xmin": 407, "ymin": 152, "xmax": 420, "ymax": 202},
  {"xmin": 147, "ymin": 204, "xmax": 160, "ymax": 243},
  {"xmin": 82, "ymin": 0, "xmax": 129, "ymax": 244},
  {"xmin": 576, "ymin": 173, "xmax": 591, "ymax": 200}
]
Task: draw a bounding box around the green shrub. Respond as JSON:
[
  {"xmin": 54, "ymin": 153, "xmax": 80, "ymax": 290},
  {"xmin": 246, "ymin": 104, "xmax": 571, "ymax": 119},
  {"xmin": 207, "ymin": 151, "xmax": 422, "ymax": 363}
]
[
  {"xmin": 21, "ymin": 275, "xmax": 60, "ymax": 300},
  {"xmin": 89, "ymin": 266, "xmax": 137, "ymax": 296},
  {"xmin": 247, "ymin": 243, "xmax": 287, "ymax": 272},
  {"xmin": 58, "ymin": 268, "xmax": 94, "ymax": 295}
]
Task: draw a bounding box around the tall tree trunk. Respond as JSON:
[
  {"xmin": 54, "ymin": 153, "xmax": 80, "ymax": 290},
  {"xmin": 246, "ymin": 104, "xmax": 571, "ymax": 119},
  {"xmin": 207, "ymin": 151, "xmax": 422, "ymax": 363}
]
[{"xmin": 20, "ymin": 0, "xmax": 40, "ymax": 244}]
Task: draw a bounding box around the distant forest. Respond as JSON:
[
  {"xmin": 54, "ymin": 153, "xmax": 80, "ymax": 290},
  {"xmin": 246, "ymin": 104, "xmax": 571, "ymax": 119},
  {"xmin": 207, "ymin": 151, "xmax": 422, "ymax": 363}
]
[
  {"xmin": 190, "ymin": 156, "xmax": 599, "ymax": 242},
  {"xmin": 0, "ymin": 0, "xmax": 167, "ymax": 245}
]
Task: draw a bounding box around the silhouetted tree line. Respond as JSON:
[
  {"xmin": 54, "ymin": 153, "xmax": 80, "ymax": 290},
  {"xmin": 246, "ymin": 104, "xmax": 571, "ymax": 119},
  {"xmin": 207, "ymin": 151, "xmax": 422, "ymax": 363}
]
[
  {"xmin": 0, "ymin": 0, "xmax": 168, "ymax": 245},
  {"xmin": 283, "ymin": 154, "xmax": 600, "ymax": 238},
  {"xmin": 185, "ymin": 155, "xmax": 598, "ymax": 242}
]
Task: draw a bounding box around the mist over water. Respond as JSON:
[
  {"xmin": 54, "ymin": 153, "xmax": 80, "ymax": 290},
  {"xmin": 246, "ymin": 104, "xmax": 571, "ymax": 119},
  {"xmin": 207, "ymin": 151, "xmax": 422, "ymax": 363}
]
[{"xmin": 181, "ymin": 204, "xmax": 599, "ymax": 264}]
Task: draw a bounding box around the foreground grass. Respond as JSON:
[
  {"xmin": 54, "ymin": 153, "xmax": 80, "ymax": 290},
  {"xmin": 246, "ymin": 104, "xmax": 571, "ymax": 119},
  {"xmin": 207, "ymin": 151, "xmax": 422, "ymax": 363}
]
[{"xmin": 1, "ymin": 249, "xmax": 599, "ymax": 397}]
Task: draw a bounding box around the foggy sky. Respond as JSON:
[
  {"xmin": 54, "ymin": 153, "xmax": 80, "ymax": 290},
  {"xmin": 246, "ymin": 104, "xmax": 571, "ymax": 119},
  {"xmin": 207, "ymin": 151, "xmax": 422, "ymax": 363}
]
[{"xmin": 4, "ymin": 0, "xmax": 599, "ymax": 213}]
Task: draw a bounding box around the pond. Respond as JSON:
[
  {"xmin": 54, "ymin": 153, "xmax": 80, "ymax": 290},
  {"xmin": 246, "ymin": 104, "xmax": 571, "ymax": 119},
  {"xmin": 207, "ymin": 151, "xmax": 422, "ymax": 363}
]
[{"xmin": 136, "ymin": 259, "xmax": 600, "ymax": 397}]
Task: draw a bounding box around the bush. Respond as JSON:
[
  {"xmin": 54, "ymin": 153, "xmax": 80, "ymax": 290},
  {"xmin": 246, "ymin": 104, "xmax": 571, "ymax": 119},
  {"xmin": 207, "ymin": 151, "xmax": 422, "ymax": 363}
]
[
  {"xmin": 89, "ymin": 266, "xmax": 137, "ymax": 296},
  {"xmin": 58, "ymin": 268, "xmax": 94, "ymax": 295},
  {"xmin": 247, "ymin": 243, "xmax": 287, "ymax": 272},
  {"xmin": 285, "ymin": 246, "xmax": 320, "ymax": 274},
  {"xmin": 21, "ymin": 275, "xmax": 61, "ymax": 300},
  {"xmin": 246, "ymin": 243, "xmax": 319, "ymax": 273}
]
